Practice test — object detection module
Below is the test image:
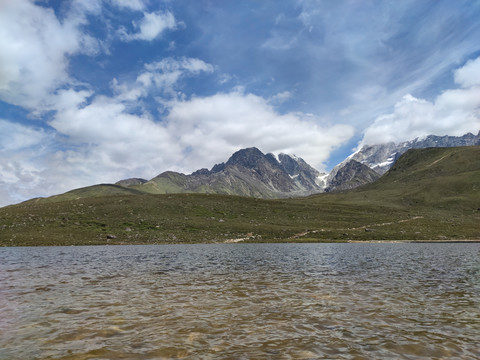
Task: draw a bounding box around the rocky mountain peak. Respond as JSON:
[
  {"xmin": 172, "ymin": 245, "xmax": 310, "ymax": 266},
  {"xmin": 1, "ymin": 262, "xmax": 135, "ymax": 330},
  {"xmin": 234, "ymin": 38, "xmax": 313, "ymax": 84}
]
[
  {"xmin": 325, "ymin": 160, "xmax": 380, "ymax": 192},
  {"xmin": 278, "ymin": 153, "xmax": 319, "ymax": 177},
  {"xmin": 225, "ymin": 147, "xmax": 276, "ymax": 169},
  {"xmin": 134, "ymin": 147, "xmax": 326, "ymax": 198},
  {"xmin": 115, "ymin": 131, "xmax": 480, "ymax": 198},
  {"xmin": 349, "ymin": 131, "xmax": 480, "ymax": 175},
  {"xmin": 278, "ymin": 153, "xmax": 300, "ymax": 176}
]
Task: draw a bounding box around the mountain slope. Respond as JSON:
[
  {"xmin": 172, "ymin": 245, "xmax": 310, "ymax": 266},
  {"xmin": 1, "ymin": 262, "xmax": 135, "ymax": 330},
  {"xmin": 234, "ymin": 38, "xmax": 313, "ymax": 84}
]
[
  {"xmin": 28, "ymin": 132, "xmax": 479, "ymax": 203},
  {"xmin": 2, "ymin": 146, "xmax": 478, "ymax": 245},
  {"xmin": 127, "ymin": 147, "xmax": 325, "ymax": 198},
  {"xmin": 325, "ymin": 131, "xmax": 480, "ymax": 191},
  {"xmin": 325, "ymin": 160, "xmax": 380, "ymax": 192},
  {"xmin": 330, "ymin": 146, "xmax": 480, "ymax": 210},
  {"xmin": 30, "ymin": 184, "xmax": 145, "ymax": 203},
  {"xmin": 350, "ymin": 131, "xmax": 480, "ymax": 175},
  {"xmin": 369, "ymin": 146, "xmax": 480, "ymax": 208}
]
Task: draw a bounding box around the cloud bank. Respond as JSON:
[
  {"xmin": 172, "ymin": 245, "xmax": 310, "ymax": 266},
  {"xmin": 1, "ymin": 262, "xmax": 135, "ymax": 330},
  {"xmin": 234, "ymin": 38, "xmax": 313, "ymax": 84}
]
[
  {"xmin": 167, "ymin": 91, "xmax": 354, "ymax": 171},
  {"xmin": 362, "ymin": 56, "xmax": 480, "ymax": 145}
]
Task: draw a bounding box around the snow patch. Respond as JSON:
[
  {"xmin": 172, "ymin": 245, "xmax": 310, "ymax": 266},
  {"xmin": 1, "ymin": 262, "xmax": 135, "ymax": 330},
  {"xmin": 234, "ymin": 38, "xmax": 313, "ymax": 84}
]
[
  {"xmin": 316, "ymin": 173, "xmax": 329, "ymax": 189},
  {"xmin": 371, "ymin": 159, "xmax": 394, "ymax": 169}
]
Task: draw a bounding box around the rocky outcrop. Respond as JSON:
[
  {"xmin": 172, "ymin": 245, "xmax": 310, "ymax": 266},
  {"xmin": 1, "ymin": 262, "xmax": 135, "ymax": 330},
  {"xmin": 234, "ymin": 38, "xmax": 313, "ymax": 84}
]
[
  {"xmin": 127, "ymin": 147, "xmax": 326, "ymax": 198},
  {"xmin": 325, "ymin": 160, "xmax": 380, "ymax": 192},
  {"xmin": 350, "ymin": 131, "xmax": 480, "ymax": 175},
  {"xmin": 324, "ymin": 131, "xmax": 480, "ymax": 192},
  {"xmin": 115, "ymin": 178, "xmax": 148, "ymax": 187},
  {"xmin": 278, "ymin": 153, "xmax": 324, "ymax": 191}
]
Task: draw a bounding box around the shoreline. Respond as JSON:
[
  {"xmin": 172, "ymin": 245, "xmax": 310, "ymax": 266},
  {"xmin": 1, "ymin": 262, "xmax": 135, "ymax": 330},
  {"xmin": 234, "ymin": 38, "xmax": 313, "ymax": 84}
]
[
  {"xmin": 347, "ymin": 239, "xmax": 480, "ymax": 243},
  {"xmin": 2, "ymin": 239, "xmax": 480, "ymax": 247}
]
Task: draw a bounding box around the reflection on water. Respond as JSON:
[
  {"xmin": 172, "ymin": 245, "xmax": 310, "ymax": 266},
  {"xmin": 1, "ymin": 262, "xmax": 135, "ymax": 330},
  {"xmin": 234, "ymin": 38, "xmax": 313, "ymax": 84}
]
[{"xmin": 1, "ymin": 243, "xmax": 480, "ymax": 359}]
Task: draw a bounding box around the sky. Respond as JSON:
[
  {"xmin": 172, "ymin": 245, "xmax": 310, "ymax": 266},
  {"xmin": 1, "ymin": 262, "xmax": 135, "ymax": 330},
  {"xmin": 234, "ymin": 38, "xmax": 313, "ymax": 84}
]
[{"xmin": 1, "ymin": 0, "xmax": 480, "ymax": 206}]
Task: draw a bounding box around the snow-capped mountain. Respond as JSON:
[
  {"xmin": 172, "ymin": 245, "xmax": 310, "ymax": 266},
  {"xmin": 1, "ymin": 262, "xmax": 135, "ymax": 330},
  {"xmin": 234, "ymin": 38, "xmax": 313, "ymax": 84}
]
[
  {"xmin": 324, "ymin": 131, "xmax": 480, "ymax": 192},
  {"xmin": 118, "ymin": 147, "xmax": 326, "ymax": 198},
  {"xmin": 349, "ymin": 131, "xmax": 480, "ymax": 175},
  {"xmin": 116, "ymin": 131, "xmax": 479, "ymax": 197}
]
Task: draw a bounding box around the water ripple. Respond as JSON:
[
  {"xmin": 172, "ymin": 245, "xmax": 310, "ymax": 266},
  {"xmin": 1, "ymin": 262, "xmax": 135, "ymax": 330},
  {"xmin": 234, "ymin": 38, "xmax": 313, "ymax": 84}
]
[{"xmin": 1, "ymin": 243, "xmax": 479, "ymax": 359}]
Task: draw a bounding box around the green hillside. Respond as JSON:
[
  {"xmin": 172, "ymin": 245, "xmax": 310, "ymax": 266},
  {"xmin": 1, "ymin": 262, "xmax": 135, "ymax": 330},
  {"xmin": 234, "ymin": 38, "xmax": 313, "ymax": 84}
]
[
  {"xmin": 37, "ymin": 184, "xmax": 146, "ymax": 202},
  {"xmin": 1, "ymin": 146, "xmax": 479, "ymax": 246},
  {"xmin": 332, "ymin": 146, "xmax": 480, "ymax": 208}
]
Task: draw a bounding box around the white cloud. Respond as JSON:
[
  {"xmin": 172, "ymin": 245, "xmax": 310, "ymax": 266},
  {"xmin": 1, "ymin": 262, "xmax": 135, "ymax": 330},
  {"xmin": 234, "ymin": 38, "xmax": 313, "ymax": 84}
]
[
  {"xmin": 110, "ymin": 0, "xmax": 146, "ymax": 11},
  {"xmin": 166, "ymin": 91, "xmax": 354, "ymax": 171},
  {"xmin": 0, "ymin": 89, "xmax": 183, "ymax": 206},
  {"xmin": 145, "ymin": 57, "xmax": 215, "ymax": 74},
  {"xmin": 0, "ymin": 119, "xmax": 53, "ymax": 206},
  {"xmin": 269, "ymin": 91, "xmax": 292, "ymax": 104},
  {"xmin": 112, "ymin": 57, "xmax": 215, "ymax": 101},
  {"xmin": 0, "ymin": 0, "xmax": 100, "ymax": 110},
  {"xmin": 0, "ymin": 119, "xmax": 49, "ymax": 152},
  {"xmin": 120, "ymin": 11, "xmax": 177, "ymax": 41},
  {"xmin": 45, "ymin": 87, "xmax": 352, "ymax": 191},
  {"xmin": 0, "ymin": 55, "xmax": 217, "ymax": 205},
  {"xmin": 361, "ymin": 57, "xmax": 480, "ymax": 145},
  {"xmin": 0, "ymin": 86, "xmax": 354, "ymax": 206},
  {"xmin": 454, "ymin": 57, "xmax": 480, "ymax": 88},
  {"xmin": 50, "ymin": 92, "xmax": 180, "ymax": 169}
]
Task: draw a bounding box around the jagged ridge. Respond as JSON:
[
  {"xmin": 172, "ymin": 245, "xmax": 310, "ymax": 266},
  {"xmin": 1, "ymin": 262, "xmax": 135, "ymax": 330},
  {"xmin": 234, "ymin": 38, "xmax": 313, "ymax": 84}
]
[
  {"xmin": 30, "ymin": 131, "xmax": 480, "ymax": 202},
  {"xmin": 132, "ymin": 147, "xmax": 325, "ymax": 198}
]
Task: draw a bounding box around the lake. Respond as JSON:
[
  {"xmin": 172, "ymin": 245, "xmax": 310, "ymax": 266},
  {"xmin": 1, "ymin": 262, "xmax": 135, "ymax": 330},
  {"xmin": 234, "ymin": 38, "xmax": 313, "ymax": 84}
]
[{"xmin": 1, "ymin": 243, "xmax": 479, "ymax": 359}]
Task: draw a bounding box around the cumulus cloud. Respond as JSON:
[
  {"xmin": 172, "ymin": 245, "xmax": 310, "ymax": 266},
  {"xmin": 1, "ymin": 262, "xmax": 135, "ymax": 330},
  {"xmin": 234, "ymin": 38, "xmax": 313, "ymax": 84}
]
[
  {"xmin": 0, "ymin": 119, "xmax": 53, "ymax": 206},
  {"xmin": 454, "ymin": 56, "xmax": 480, "ymax": 88},
  {"xmin": 166, "ymin": 91, "xmax": 354, "ymax": 171},
  {"xmin": 143, "ymin": 57, "xmax": 214, "ymax": 92},
  {"xmin": 0, "ymin": 84, "xmax": 352, "ymax": 206},
  {"xmin": 45, "ymin": 87, "xmax": 352, "ymax": 191},
  {"xmin": 0, "ymin": 2, "xmax": 351, "ymax": 205},
  {"xmin": 50, "ymin": 91, "xmax": 181, "ymax": 172},
  {"xmin": 119, "ymin": 11, "xmax": 177, "ymax": 41},
  {"xmin": 0, "ymin": 88, "xmax": 181, "ymax": 207},
  {"xmin": 0, "ymin": 0, "xmax": 101, "ymax": 109},
  {"xmin": 0, "ymin": 54, "xmax": 216, "ymax": 207},
  {"xmin": 0, "ymin": 119, "xmax": 48, "ymax": 152},
  {"xmin": 361, "ymin": 57, "xmax": 480, "ymax": 145}
]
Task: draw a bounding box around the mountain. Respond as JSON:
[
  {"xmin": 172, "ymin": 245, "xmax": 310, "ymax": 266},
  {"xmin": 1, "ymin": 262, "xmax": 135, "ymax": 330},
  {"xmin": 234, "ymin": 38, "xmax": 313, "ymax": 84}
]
[
  {"xmin": 25, "ymin": 131, "xmax": 480, "ymax": 203},
  {"xmin": 3, "ymin": 146, "xmax": 479, "ymax": 246},
  {"xmin": 92, "ymin": 148, "xmax": 324, "ymax": 200},
  {"xmin": 324, "ymin": 160, "xmax": 380, "ymax": 192},
  {"xmin": 24, "ymin": 147, "xmax": 325, "ymax": 203},
  {"xmin": 139, "ymin": 147, "xmax": 326, "ymax": 198},
  {"xmin": 277, "ymin": 153, "xmax": 326, "ymax": 190},
  {"xmin": 352, "ymin": 145, "xmax": 480, "ymax": 210},
  {"xmin": 349, "ymin": 131, "xmax": 480, "ymax": 175},
  {"xmin": 326, "ymin": 131, "xmax": 480, "ymax": 191}
]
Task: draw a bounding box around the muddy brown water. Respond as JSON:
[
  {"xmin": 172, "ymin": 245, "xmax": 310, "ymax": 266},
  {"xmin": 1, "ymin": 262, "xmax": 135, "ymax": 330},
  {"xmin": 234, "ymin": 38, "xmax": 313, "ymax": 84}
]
[{"xmin": 1, "ymin": 243, "xmax": 479, "ymax": 359}]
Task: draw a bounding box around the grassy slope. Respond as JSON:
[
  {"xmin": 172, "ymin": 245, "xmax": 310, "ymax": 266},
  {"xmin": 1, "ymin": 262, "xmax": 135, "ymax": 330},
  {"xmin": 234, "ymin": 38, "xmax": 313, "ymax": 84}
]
[
  {"xmin": 35, "ymin": 184, "xmax": 146, "ymax": 202},
  {"xmin": 1, "ymin": 146, "xmax": 479, "ymax": 246}
]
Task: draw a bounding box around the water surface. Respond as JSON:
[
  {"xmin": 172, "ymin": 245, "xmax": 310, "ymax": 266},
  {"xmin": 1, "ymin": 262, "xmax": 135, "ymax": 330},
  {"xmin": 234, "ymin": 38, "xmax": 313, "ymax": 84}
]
[{"xmin": 1, "ymin": 243, "xmax": 480, "ymax": 359}]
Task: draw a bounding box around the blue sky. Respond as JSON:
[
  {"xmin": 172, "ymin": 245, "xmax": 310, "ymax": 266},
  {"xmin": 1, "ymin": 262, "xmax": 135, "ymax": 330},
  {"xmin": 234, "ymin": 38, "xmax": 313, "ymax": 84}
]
[{"xmin": 1, "ymin": 0, "xmax": 480, "ymax": 206}]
